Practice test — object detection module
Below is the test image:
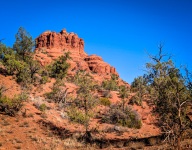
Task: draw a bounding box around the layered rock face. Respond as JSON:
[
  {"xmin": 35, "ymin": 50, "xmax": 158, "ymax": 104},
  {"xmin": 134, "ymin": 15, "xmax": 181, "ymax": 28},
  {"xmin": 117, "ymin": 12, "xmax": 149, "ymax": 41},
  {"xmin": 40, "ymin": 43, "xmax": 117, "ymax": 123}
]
[
  {"xmin": 35, "ymin": 29, "xmax": 118, "ymax": 76},
  {"xmin": 35, "ymin": 29, "xmax": 86, "ymax": 58},
  {"xmin": 84, "ymin": 55, "xmax": 117, "ymax": 75}
]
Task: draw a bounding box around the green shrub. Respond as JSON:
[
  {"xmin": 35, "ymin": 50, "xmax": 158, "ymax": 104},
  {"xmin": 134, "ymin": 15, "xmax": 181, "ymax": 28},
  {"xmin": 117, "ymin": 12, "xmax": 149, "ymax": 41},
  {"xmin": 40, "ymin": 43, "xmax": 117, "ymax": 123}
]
[
  {"xmin": 39, "ymin": 103, "xmax": 47, "ymax": 112},
  {"xmin": 17, "ymin": 92, "xmax": 29, "ymax": 101},
  {"xmin": 45, "ymin": 80, "xmax": 67, "ymax": 103},
  {"xmin": 0, "ymin": 96, "xmax": 13, "ymax": 106},
  {"xmin": 48, "ymin": 52, "xmax": 70, "ymax": 79},
  {"xmin": 102, "ymin": 105, "xmax": 142, "ymax": 129},
  {"xmin": 102, "ymin": 74, "xmax": 119, "ymax": 91},
  {"xmin": 0, "ymin": 94, "xmax": 24, "ymax": 116},
  {"xmin": 99, "ymin": 97, "xmax": 111, "ymax": 106},
  {"xmin": 129, "ymin": 95, "xmax": 142, "ymax": 106},
  {"xmin": 67, "ymin": 107, "xmax": 89, "ymax": 125},
  {"xmin": 40, "ymin": 76, "xmax": 49, "ymax": 84}
]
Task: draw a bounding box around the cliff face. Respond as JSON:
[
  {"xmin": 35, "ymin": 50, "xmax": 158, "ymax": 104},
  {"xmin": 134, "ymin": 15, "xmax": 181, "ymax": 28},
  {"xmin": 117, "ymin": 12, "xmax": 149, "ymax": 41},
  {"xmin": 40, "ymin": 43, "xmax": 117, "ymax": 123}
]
[
  {"xmin": 35, "ymin": 29, "xmax": 86, "ymax": 58},
  {"xmin": 34, "ymin": 29, "xmax": 118, "ymax": 76}
]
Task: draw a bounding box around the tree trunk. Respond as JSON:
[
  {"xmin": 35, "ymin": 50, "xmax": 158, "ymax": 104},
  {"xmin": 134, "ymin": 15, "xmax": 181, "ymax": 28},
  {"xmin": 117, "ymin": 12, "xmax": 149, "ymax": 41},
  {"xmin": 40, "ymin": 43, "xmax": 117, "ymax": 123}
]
[{"xmin": 177, "ymin": 136, "xmax": 181, "ymax": 150}]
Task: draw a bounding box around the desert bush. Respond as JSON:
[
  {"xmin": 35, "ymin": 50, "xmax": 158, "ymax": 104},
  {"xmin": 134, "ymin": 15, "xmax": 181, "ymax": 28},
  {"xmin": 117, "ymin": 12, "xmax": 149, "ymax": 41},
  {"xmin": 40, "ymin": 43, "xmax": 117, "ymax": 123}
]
[
  {"xmin": 69, "ymin": 71, "xmax": 99, "ymax": 140},
  {"xmin": 17, "ymin": 91, "xmax": 29, "ymax": 101},
  {"xmin": 39, "ymin": 103, "xmax": 47, "ymax": 112},
  {"xmin": 102, "ymin": 90, "xmax": 112, "ymax": 98},
  {"xmin": 71, "ymin": 70, "xmax": 93, "ymax": 85},
  {"xmin": 0, "ymin": 94, "xmax": 25, "ymax": 116},
  {"xmin": 2, "ymin": 50, "xmax": 33, "ymax": 86},
  {"xmin": 67, "ymin": 107, "xmax": 89, "ymax": 125},
  {"xmin": 45, "ymin": 80, "xmax": 68, "ymax": 104},
  {"xmin": 33, "ymin": 97, "xmax": 44, "ymax": 108},
  {"xmin": 38, "ymin": 69, "xmax": 49, "ymax": 84},
  {"xmin": 102, "ymin": 74, "xmax": 119, "ymax": 91},
  {"xmin": 48, "ymin": 52, "xmax": 70, "ymax": 79},
  {"xmin": 0, "ymin": 84, "xmax": 9, "ymax": 98},
  {"xmin": 0, "ymin": 96, "xmax": 13, "ymax": 106},
  {"xmin": 119, "ymin": 85, "xmax": 130, "ymax": 112},
  {"xmin": 99, "ymin": 97, "xmax": 111, "ymax": 106},
  {"xmin": 130, "ymin": 76, "xmax": 148, "ymax": 106},
  {"xmin": 102, "ymin": 105, "xmax": 142, "ymax": 129},
  {"xmin": 129, "ymin": 94, "xmax": 142, "ymax": 106},
  {"xmin": 40, "ymin": 76, "xmax": 49, "ymax": 84},
  {"xmin": 0, "ymin": 29, "xmax": 39, "ymax": 86}
]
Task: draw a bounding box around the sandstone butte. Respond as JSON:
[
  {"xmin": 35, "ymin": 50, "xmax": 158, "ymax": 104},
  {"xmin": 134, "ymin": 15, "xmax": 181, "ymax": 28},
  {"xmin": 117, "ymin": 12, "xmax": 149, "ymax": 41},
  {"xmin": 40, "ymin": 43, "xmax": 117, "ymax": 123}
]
[{"xmin": 35, "ymin": 29, "xmax": 127, "ymax": 84}]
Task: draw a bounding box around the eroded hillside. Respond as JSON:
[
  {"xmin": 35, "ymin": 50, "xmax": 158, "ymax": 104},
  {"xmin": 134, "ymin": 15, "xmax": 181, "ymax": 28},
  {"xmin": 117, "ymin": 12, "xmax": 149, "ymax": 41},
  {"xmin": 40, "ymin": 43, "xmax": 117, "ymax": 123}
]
[{"xmin": 0, "ymin": 28, "xmax": 191, "ymax": 150}]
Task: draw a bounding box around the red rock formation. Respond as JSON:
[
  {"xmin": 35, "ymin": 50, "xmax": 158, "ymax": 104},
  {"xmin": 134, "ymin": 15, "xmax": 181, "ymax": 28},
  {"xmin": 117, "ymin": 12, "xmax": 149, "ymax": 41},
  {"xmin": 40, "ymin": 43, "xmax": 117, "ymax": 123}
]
[
  {"xmin": 35, "ymin": 29, "xmax": 86, "ymax": 57},
  {"xmin": 34, "ymin": 29, "xmax": 118, "ymax": 76},
  {"xmin": 84, "ymin": 55, "xmax": 117, "ymax": 75}
]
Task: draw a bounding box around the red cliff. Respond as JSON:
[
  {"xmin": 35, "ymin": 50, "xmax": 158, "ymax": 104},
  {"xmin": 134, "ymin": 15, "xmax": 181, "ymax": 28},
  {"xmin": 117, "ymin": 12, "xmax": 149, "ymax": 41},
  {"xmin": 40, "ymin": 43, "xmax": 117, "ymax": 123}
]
[{"xmin": 34, "ymin": 29, "xmax": 118, "ymax": 76}]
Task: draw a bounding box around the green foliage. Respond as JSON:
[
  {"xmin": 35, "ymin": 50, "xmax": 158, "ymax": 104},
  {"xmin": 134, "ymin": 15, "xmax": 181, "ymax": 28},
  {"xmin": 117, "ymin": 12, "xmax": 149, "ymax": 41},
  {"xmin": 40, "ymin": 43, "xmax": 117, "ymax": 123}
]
[
  {"xmin": 102, "ymin": 105, "xmax": 142, "ymax": 129},
  {"xmin": 67, "ymin": 107, "xmax": 90, "ymax": 125},
  {"xmin": 13, "ymin": 27, "xmax": 34, "ymax": 61},
  {"xmin": 71, "ymin": 71, "xmax": 98, "ymax": 132},
  {"xmin": 26, "ymin": 58, "xmax": 41, "ymax": 81},
  {"xmin": 15, "ymin": 62, "xmax": 30, "ymax": 83},
  {"xmin": 39, "ymin": 103, "xmax": 47, "ymax": 112},
  {"xmin": 131, "ymin": 76, "xmax": 147, "ymax": 92},
  {"xmin": 0, "ymin": 84, "xmax": 8, "ymax": 98},
  {"xmin": 40, "ymin": 76, "xmax": 49, "ymax": 84},
  {"xmin": 0, "ymin": 96, "xmax": 13, "ymax": 106},
  {"xmin": 72, "ymin": 70, "xmax": 88, "ymax": 85},
  {"xmin": 0, "ymin": 32, "xmax": 41, "ymax": 86},
  {"xmin": 130, "ymin": 76, "xmax": 148, "ymax": 106},
  {"xmin": 99, "ymin": 97, "xmax": 111, "ymax": 106},
  {"xmin": 2, "ymin": 52, "xmax": 33, "ymax": 85},
  {"xmin": 48, "ymin": 52, "xmax": 70, "ymax": 79},
  {"xmin": 2, "ymin": 52, "xmax": 19, "ymax": 75},
  {"xmin": 143, "ymin": 45, "xmax": 192, "ymax": 148},
  {"xmin": 102, "ymin": 74, "xmax": 119, "ymax": 91},
  {"xmin": 119, "ymin": 85, "xmax": 129, "ymax": 99},
  {"xmin": 39, "ymin": 69, "xmax": 49, "ymax": 84},
  {"xmin": 46, "ymin": 80, "xmax": 64, "ymax": 99},
  {"xmin": 15, "ymin": 91, "xmax": 28, "ymax": 102},
  {"xmin": 45, "ymin": 80, "xmax": 68, "ymax": 104},
  {"xmin": 129, "ymin": 94, "xmax": 142, "ymax": 106},
  {"xmin": 0, "ymin": 94, "xmax": 25, "ymax": 116},
  {"xmin": 0, "ymin": 43, "xmax": 14, "ymax": 57},
  {"xmin": 119, "ymin": 85, "xmax": 130, "ymax": 111}
]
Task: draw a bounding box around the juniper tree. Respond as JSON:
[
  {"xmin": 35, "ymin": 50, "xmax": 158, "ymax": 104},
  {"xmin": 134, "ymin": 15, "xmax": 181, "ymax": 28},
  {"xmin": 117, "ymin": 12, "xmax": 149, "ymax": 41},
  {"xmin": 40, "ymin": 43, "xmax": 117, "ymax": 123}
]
[
  {"xmin": 48, "ymin": 52, "xmax": 71, "ymax": 80},
  {"xmin": 119, "ymin": 85, "xmax": 129, "ymax": 112},
  {"xmin": 145, "ymin": 44, "xmax": 192, "ymax": 150},
  {"xmin": 13, "ymin": 27, "xmax": 33, "ymax": 61},
  {"xmin": 130, "ymin": 75, "xmax": 148, "ymax": 106},
  {"xmin": 74, "ymin": 71, "xmax": 98, "ymax": 143}
]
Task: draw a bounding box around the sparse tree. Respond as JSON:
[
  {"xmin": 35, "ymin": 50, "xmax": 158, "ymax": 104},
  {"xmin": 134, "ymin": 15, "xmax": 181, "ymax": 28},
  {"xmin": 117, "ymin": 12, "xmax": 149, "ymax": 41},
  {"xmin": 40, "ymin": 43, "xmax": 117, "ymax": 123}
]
[
  {"xmin": 13, "ymin": 27, "xmax": 33, "ymax": 61},
  {"xmin": 130, "ymin": 76, "xmax": 148, "ymax": 106},
  {"xmin": 46, "ymin": 80, "xmax": 69, "ymax": 104},
  {"xmin": 72, "ymin": 72, "xmax": 98, "ymax": 143},
  {"xmin": 27, "ymin": 58, "xmax": 40, "ymax": 82},
  {"xmin": 119, "ymin": 85, "xmax": 129, "ymax": 112},
  {"xmin": 145, "ymin": 44, "xmax": 192, "ymax": 150}
]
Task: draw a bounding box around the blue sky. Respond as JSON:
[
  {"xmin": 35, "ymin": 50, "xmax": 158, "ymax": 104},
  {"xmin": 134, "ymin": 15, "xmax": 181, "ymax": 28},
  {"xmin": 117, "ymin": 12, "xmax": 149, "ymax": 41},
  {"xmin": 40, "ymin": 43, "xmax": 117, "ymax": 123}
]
[{"xmin": 0, "ymin": 0, "xmax": 192, "ymax": 83}]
